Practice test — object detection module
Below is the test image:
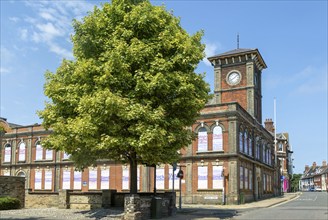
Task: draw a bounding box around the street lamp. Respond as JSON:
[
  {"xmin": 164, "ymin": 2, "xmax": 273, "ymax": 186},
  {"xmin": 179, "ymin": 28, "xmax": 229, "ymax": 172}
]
[{"xmin": 176, "ymin": 166, "xmax": 184, "ymax": 210}]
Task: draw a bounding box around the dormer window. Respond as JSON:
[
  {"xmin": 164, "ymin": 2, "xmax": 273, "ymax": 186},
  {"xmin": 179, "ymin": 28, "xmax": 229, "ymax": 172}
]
[{"xmin": 278, "ymin": 143, "xmax": 283, "ymax": 152}]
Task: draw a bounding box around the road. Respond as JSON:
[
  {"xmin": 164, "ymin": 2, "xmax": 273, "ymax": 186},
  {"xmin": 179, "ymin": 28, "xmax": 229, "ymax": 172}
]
[{"xmin": 233, "ymin": 192, "xmax": 328, "ymax": 220}]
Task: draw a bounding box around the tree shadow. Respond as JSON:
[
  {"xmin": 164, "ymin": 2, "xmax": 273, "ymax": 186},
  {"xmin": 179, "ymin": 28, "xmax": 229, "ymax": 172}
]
[{"xmin": 74, "ymin": 207, "xmax": 124, "ymax": 219}]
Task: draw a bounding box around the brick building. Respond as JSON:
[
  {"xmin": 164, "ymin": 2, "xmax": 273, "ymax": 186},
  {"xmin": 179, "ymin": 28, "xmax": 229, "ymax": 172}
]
[
  {"xmin": 301, "ymin": 161, "xmax": 328, "ymax": 191},
  {"xmin": 1, "ymin": 48, "xmax": 280, "ymax": 205}
]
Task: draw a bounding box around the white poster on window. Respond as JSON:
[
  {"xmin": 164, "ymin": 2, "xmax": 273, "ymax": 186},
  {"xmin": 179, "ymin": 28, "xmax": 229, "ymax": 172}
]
[
  {"xmin": 245, "ymin": 168, "xmax": 248, "ymax": 189},
  {"xmin": 74, "ymin": 171, "xmax": 82, "ymax": 189},
  {"xmin": 4, "ymin": 146, "xmax": 11, "ymax": 162},
  {"xmin": 240, "ymin": 166, "xmax": 244, "ymax": 189},
  {"xmin": 198, "ymin": 131, "xmax": 208, "ymax": 152},
  {"xmin": 101, "ymin": 169, "xmax": 110, "ymax": 189},
  {"xmin": 137, "ymin": 167, "xmax": 140, "ymax": 190},
  {"xmin": 63, "ymin": 152, "xmax": 70, "ymax": 160},
  {"xmin": 36, "ymin": 144, "xmax": 43, "ymax": 160},
  {"xmin": 249, "ymin": 170, "xmax": 253, "ymax": 190},
  {"xmin": 213, "ymin": 126, "xmax": 223, "ymax": 151},
  {"xmin": 35, "ymin": 170, "xmax": 42, "ymax": 190},
  {"xmin": 169, "ymin": 167, "xmax": 180, "ymax": 190},
  {"xmin": 18, "ymin": 143, "xmax": 26, "ymax": 161},
  {"xmin": 62, "ymin": 170, "xmax": 71, "ymax": 189},
  {"xmin": 89, "ymin": 169, "xmax": 98, "ymax": 190},
  {"xmin": 122, "ymin": 167, "xmax": 129, "ymax": 190},
  {"xmin": 3, "ymin": 170, "xmax": 10, "ymax": 176},
  {"xmin": 156, "ymin": 168, "xmax": 165, "ymax": 190},
  {"xmin": 213, "ymin": 166, "xmax": 223, "ymax": 189},
  {"xmin": 45, "ymin": 170, "xmax": 52, "ymax": 189},
  {"xmin": 45, "ymin": 149, "xmax": 53, "ymax": 160},
  {"xmin": 198, "ymin": 166, "xmax": 208, "ymax": 189}
]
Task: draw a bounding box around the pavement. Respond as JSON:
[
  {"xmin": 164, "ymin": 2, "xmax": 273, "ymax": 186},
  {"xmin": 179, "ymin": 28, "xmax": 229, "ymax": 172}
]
[
  {"xmin": 170, "ymin": 192, "xmax": 301, "ymax": 220},
  {"xmin": 0, "ymin": 192, "xmax": 301, "ymax": 220}
]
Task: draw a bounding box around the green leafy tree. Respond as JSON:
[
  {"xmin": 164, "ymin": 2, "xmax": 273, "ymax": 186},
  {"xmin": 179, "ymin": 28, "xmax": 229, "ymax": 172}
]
[
  {"xmin": 290, "ymin": 174, "xmax": 302, "ymax": 192},
  {"xmin": 38, "ymin": 0, "xmax": 210, "ymax": 194}
]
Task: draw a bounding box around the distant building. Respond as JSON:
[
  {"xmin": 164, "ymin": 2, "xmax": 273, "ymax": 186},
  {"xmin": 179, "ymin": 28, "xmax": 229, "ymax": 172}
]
[
  {"xmin": 300, "ymin": 161, "xmax": 328, "ymax": 191},
  {"xmin": 1, "ymin": 48, "xmax": 287, "ymax": 205},
  {"xmin": 276, "ymin": 133, "xmax": 293, "ymax": 192}
]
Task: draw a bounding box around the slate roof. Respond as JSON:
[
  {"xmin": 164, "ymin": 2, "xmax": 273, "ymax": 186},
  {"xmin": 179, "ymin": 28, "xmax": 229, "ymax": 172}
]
[
  {"xmin": 209, "ymin": 48, "xmax": 256, "ymax": 58},
  {"xmin": 302, "ymin": 165, "xmax": 328, "ymax": 179}
]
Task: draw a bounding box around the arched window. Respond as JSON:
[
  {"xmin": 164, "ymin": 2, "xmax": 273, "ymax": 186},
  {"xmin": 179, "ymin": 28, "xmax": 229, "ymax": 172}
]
[
  {"xmin": 278, "ymin": 143, "xmax": 283, "ymax": 152},
  {"xmin": 4, "ymin": 143, "xmax": 11, "ymax": 163},
  {"xmin": 198, "ymin": 127, "xmax": 208, "ymax": 152},
  {"xmin": 17, "ymin": 171, "xmax": 26, "ymax": 177},
  {"xmin": 18, "ymin": 142, "xmax": 26, "ymax": 162},
  {"xmin": 213, "ymin": 126, "xmax": 223, "ymax": 151},
  {"xmin": 255, "ymin": 137, "xmax": 261, "ymax": 159},
  {"xmin": 244, "ymin": 130, "xmax": 248, "ymax": 154},
  {"xmin": 35, "ymin": 141, "xmax": 43, "ymax": 160},
  {"xmin": 239, "ymin": 127, "xmax": 244, "ymax": 153},
  {"xmin": 262, "ymin": 142, "xmax": 266, "ymax": 163},
  {"xmin": 248, "ymin": 133, "xmax": 253, "ymax": 156}
]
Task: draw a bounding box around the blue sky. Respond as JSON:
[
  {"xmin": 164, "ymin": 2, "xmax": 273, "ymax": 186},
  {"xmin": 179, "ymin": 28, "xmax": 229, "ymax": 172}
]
[{"xmin": 0, "ymin": 0, "xmax": 327, "ymax": 174}]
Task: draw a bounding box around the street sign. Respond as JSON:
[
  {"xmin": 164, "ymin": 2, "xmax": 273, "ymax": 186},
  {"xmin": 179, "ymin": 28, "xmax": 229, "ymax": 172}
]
[
  {"xmin": 172, "ymin": 162, "xmax": 177, "ymax": 171},
  {"xmin": 177, "ymin": 170, "xmax": 184, "ymax": 179}
]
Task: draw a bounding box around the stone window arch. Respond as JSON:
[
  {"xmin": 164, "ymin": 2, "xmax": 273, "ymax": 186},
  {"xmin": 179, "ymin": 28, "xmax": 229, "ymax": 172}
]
[
  {"xmin": 18, "ymin": 141, "xmax": 26, "ymax": 162},
  {"xmin": 35, "ymin": 140, "xmax": 43, "ymax": 160},
  {"xmin": 239, "ymin": 126, "xmax": 244, "ymax": 153},
  {"xmin": 4, "ymin": 143, "xmax": 12, "ymax": 163},
  {"xmin": 212, "ymin": 125, "xmax": 223, "ymax": 151},
  {"xmin": 197, "ymin": 126, "xmax": 208, "ymax": 152}
]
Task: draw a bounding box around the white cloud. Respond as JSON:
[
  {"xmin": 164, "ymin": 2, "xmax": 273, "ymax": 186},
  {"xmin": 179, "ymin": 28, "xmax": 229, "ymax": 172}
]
[
  {"xmin": 19, "ymin": 29, "xmax": 28, "ymax": 40},
  {"xmin": 35, "ymin": 22, "xmax": 64, "ymax": 41},
  {"xmin": 1, "ymin": 46, "xmax": 14, "ymax": 61},
  {"xmin": 39, "ymin": 12, "xmax": 55, "ymax": 21},
  {"xmin": 202, "ymin": 42, "xmax": 221, "ymax": 66},
  {"xmin": 291, "ymin": 66, "xmax": 327, "ymax": 95},
  {"xmin": 20, "ymin": 0, "xmax": 94, "ymax": 59},
  {"xmin": 9, "ymin": 17, "xmax": 20, "ymax": 22},
  {"xmin": 0, "ymin": 67, "xmax": 10, "ymax": 74},
  {"xmin": 49, "ymin": 43, "xmax": 73, "ymax": 60}
]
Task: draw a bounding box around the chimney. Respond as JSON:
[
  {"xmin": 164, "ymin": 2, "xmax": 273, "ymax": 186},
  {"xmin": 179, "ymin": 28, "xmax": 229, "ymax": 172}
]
[
  {"xmin": 264, "ymin": 118, "xmax": 275, "ymax": 133},
  {"xmin": 312, "ymin": 162, "xmax": 316, "ymax": 168},
  {"xmin": 323, "ymin": 160, "xmax": 327, "ymax": 167},
  {"xmin": 305, "ymin": 165, "xmax": 310, "ymax": 172}
]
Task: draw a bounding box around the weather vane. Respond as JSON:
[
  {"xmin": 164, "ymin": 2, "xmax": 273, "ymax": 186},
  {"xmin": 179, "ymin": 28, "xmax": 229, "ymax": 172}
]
[{"xmin": 237, "ymin": 33, "xmax": 239, "ymax": 49}]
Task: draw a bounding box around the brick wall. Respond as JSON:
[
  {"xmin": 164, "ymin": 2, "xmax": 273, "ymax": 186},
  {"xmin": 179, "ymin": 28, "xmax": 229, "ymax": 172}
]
[{"xmin": 0, "ymin": 176, "xmax": 25, "ymax": 208}]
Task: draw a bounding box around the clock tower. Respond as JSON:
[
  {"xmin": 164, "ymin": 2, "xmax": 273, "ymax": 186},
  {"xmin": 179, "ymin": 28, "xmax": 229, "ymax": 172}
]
[{"xmin": 208, "ymin": 48, "xmax": 267, "ymax": 123}]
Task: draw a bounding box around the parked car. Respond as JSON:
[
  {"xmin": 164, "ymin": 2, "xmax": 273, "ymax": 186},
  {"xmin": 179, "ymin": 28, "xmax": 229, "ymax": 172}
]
[{"xmin": 315, "ymin": 187, "xmax": 322, "ymax": 192}]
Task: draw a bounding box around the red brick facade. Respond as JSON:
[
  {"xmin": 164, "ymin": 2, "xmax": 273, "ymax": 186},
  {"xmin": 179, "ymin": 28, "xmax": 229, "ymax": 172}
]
[{"xmin": 1, "ymin": 48, "xmax": 279, "ymax": 205}]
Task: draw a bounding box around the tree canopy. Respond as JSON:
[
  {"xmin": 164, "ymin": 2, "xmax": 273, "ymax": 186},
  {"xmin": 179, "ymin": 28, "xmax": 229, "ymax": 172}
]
[{"xmin": 38, "ymin": 0, "xmax": 210, "ymax": 193}]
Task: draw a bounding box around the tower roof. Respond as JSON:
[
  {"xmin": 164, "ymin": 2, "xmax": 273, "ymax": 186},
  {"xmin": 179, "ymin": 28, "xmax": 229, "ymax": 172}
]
[{"xmin": 208, "ymin": 48, "xmax": 267, "ymax": 70}]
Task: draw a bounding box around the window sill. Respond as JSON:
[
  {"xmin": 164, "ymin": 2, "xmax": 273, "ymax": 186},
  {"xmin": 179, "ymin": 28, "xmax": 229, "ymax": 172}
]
[
  {"xmin": 196, "ymin": 150, "xmax": 224, "ymax": 154},
  {"xmin": 34, "ymin": 159, "xmax": 53, "ymax": 162}
]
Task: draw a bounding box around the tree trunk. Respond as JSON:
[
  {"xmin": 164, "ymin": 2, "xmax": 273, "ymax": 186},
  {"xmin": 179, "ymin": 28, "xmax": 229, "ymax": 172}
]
[{"xmin": 129, "ymin": 152, "xmax": 138, "ymax": 194}]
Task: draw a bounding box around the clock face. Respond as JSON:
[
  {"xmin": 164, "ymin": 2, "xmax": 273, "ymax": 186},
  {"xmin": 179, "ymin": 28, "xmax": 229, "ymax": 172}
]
[{"xmin": 227, "ymin": 71, "xmax": 241, "ymax": 85}]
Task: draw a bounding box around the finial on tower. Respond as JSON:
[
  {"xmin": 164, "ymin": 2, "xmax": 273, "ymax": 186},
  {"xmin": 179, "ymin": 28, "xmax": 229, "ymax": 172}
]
[{"xmin": 237, "ymin": 33, "xmax": 239, "ymax": 49}]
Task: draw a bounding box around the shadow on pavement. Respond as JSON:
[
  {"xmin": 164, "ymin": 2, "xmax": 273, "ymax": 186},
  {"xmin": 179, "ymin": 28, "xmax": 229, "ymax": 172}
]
[
  {"xmin": 172, "ymin": 208, "xmax": 239, "ymax": 219},
  {"xmin": 74, "ymin": 207, "xmax": 124, "ymax": 219}
]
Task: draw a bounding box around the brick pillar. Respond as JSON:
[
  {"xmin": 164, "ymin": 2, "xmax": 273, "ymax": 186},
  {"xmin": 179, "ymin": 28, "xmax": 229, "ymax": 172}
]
[
  {"xmin": 124, "ymin": 194, "xmax": 141, "ymax": 220},
  {"xmin": 58, "ymin": 189, "xmax": 71, "ymax": 209}
]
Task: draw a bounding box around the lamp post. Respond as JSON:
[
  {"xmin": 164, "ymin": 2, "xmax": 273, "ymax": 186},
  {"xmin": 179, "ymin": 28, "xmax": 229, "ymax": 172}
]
[{"xmin": 176, "ymin": 166, "xmax": 184, "ymax": 210}]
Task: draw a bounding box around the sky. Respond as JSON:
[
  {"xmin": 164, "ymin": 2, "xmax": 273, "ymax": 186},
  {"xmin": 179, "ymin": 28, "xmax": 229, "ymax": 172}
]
[{"xmin": 0, "ymin": 0, "xmax": 327, "ymax": 174}]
